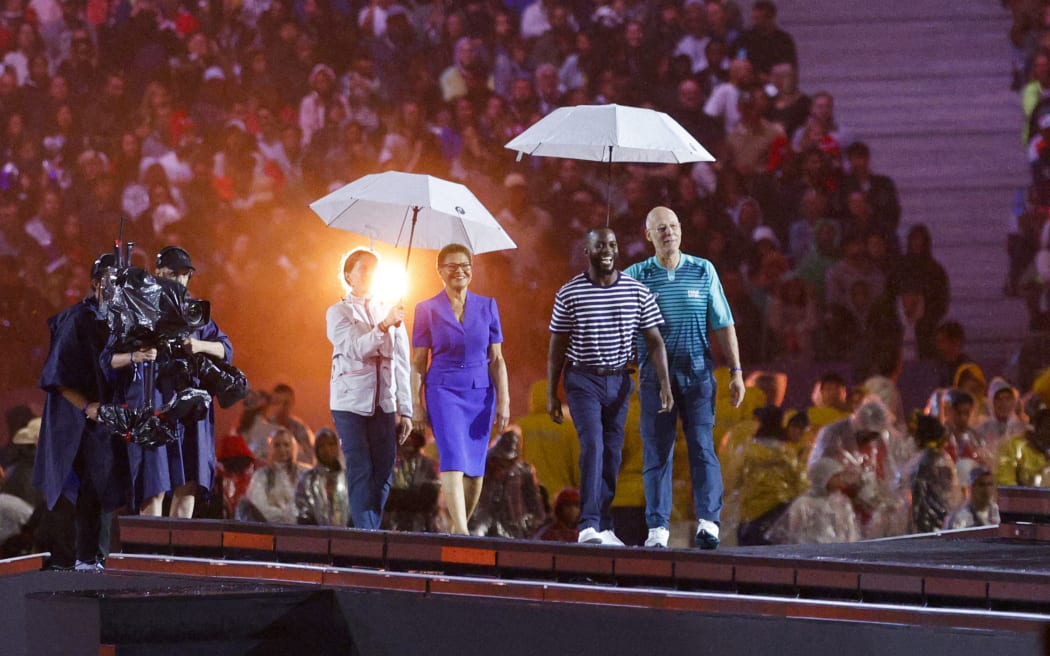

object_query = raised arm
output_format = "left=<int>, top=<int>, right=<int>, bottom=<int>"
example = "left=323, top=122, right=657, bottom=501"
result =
left=326, top=302, right=398, bottom=361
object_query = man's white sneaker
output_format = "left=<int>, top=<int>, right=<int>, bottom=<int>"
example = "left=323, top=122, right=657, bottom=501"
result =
left=598, top=529, right=625, bottom=546
left=578, top=527, right=603, bottom=544
left=695, top=519, right=720, bottom=550
left=644, top=526, right=670, bottom=548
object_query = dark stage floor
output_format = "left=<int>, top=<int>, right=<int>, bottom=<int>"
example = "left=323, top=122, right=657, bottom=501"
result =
left=6, top=486, right=1050, bottom=656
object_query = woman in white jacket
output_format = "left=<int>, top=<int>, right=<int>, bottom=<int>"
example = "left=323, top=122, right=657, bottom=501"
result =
left=241, top=428, right=306, bottom=524
left=326, top=248, right=413, bottom=529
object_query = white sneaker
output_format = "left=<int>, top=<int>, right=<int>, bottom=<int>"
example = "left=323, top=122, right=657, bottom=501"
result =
left=598, top=529, right=625, bottom=546
left=578, top=527, right=603, bottom=544
left=644, top=526, right=670, bottom=548
left=696, top=519, right=720, bottom=550
left=74, top=560, right=98, bottom=572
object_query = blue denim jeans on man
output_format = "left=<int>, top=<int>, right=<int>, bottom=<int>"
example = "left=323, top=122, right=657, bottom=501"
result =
left=639, top=369, right=721, bottom=529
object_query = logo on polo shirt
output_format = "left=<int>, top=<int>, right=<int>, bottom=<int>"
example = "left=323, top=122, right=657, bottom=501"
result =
left=688, top=289, right=701, bottom=298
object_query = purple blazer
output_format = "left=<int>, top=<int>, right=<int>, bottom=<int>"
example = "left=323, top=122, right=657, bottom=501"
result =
left=412, top=291, right=502, bottom=390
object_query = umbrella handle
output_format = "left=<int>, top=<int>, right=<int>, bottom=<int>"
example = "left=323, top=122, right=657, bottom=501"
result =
left=606, top=145, right=613, bottom=227
left=394, top=206, right=421, bottom=329
left=403, top=206, right=420, bottom=271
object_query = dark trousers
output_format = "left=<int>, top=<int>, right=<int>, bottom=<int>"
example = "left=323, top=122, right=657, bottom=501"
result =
left=564, top=369, right=632, bottom=532
left=73, top=445, right=112, bottom=564
left=332, top=409, right=396, bottom=530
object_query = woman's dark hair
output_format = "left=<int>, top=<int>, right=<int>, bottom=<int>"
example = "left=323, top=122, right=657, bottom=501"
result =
left=437, top=243, right=472, bottom=266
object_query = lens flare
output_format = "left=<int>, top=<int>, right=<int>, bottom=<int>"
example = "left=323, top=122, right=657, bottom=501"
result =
left=370, top=261, right=408, bottom=302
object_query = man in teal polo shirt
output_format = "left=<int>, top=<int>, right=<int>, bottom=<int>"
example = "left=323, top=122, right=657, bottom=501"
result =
left=624, top=206, right=745, bottom=549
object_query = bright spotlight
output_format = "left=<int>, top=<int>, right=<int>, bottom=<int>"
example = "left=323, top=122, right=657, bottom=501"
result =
left=370, top=261, right=408, bottom=302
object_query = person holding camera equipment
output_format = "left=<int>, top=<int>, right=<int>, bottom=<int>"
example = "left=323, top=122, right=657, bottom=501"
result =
left=34, top=253, right=130, bottom=570
left=327, top=247, right=412, bottom=530
left=102, top=246, right=237, bottom=517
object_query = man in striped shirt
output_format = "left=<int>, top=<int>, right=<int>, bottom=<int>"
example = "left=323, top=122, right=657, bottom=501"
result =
left=625, top=206, right=745, bottom=550
left=547, top=227, right=674, bottom=546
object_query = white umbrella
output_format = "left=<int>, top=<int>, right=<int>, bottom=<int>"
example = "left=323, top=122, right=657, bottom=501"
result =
left=309, top=171, right=516, bottom=266
left=504, top=103, right=716, bottom=223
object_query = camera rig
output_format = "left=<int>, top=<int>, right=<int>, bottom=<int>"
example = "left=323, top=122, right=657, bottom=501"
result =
left=95, top=226, right=248, bottom=447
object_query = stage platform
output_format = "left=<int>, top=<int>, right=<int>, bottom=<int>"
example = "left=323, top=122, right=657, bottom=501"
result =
left=4, top=487, right=1050, bottom=655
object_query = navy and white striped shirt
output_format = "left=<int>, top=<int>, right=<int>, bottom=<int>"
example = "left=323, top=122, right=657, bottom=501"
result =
left=549, top=271, right=664, bottom=368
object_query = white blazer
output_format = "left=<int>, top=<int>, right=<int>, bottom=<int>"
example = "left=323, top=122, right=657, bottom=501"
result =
left=326, top=294, right=412, bottom=417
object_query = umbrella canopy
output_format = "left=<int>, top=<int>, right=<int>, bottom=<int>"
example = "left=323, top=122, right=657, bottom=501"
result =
left=504, top=103, right=716, bottom=164
left=309, top=171, right=516, bottom=256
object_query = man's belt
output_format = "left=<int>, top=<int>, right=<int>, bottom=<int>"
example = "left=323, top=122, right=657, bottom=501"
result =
left=568, top=362, right=633, bottom=376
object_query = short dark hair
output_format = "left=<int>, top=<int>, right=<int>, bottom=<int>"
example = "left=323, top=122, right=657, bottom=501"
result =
left=273, top=383, right=294, bottom=398
left=437, top=243, right=473, bottom=266
left=342, top=247, right=378, bottom=278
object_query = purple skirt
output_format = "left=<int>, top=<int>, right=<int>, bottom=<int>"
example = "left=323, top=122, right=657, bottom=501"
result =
left=426, top=384, right=495, bottom=477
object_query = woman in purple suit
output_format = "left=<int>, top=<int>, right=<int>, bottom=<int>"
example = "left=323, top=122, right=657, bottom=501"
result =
left=411, top=244, right=510, bottom=535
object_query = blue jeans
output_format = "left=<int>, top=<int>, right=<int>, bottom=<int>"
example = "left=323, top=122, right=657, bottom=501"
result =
left=639, top=370, right=721, bottom=529
left=332, top=409, right=396, bottom=530
left=564, top=369, right=633, bottom=531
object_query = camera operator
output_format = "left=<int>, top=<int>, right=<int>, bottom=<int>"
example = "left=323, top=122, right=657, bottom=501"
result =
left=33, top=253, right=130, bottom=570
left=103, top=246, right=233, bottom=518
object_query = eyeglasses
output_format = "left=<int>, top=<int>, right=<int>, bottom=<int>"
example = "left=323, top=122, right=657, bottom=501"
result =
left=440, top=263, right=472, bottom=273
left=649, top=223, right=681, bottom=234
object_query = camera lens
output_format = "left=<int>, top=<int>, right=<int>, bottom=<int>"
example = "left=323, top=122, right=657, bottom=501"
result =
left=183, top=299, right=210, bottom=328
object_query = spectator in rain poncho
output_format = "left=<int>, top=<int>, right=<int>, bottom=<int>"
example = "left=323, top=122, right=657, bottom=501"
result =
left=736, top=407, right=808, bottom=546
left=212, top=434, right=257, bottom=520
left=860, top=375, right=912, bottom=470
left=857, top=377, right=912, bottom=537
left=975, top=377, right=1026, bottom=461
left=237, top=428, right=306, bottom=524
left=945, top=467, right=999, bottom=530
left=997, top=405, right=1050, bottom=488
left=808, top=395, right=892, bottom=469
left=295, top=428, right=350, bottom=527
left=909, top=413, right=961, bottom=534
left=934, top=388, right=987, bottom=486
left=717, top=373, right=781, bottom=546
left=469, top=428, right=546, bottom=539
left=534, top=487, right=581, bottom=543
left=383, top=429, right=441, bottom=533
left=807, top=396, right=904, bottom=538
left=804, top=371, right=852, bottom=434
left=773, top=456, right=860, bottom=544
left=953, top=363, right=989, bottom=427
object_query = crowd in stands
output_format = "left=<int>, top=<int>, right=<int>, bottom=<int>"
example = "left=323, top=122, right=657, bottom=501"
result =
left=0, top=0, right=1044, bottom=549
